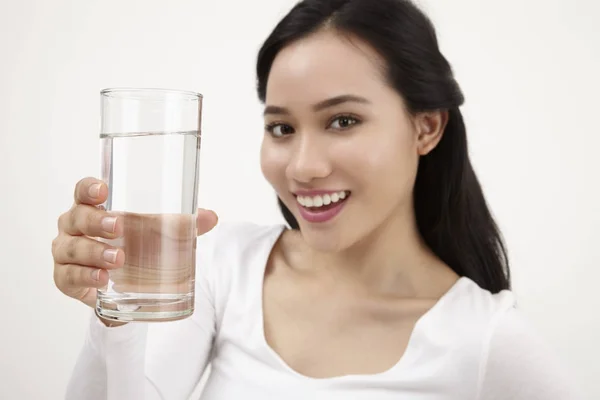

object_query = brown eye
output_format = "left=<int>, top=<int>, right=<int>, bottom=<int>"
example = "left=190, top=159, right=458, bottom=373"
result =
left=266, top=123, right=295, bottom=137
left=330, top=115, right=359, bottom=130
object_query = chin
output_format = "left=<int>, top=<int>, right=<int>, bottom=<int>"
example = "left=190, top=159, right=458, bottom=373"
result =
left=294, top=215, right=357, bottom=253
left=286, top=195, right=356, bottom=252
left=301, top=230, right=347, bottom=253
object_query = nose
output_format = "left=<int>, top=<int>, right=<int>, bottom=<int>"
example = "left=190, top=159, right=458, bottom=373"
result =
left=286, top=134, right=332, bottom=184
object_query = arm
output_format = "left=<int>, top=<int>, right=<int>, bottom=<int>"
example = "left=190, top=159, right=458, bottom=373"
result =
left=65, top=302, right=215, bottom=400
left=478, top=307, right=584, bottom=400
left=65, top=228, right=219, bottom=400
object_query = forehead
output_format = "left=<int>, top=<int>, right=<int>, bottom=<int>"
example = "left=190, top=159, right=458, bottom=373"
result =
left=265, top=30, right=388, bottom=104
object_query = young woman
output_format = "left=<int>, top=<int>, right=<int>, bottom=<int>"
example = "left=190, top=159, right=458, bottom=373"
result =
left=53, top=0, right=580, bottom=398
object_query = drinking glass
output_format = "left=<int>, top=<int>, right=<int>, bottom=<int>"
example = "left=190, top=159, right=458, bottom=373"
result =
left=96, top=88, right=202, bottom=322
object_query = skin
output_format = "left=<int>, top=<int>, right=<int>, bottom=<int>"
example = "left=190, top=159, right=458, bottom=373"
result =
left=51, top=28, right=458, bottom=377
left=260, top=29, right=459, bottom=378
left=51, top=179, right=218, bottom=327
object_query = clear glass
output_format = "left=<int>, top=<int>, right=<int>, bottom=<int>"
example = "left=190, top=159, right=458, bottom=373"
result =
left=96, top=88, right=202, bottom=323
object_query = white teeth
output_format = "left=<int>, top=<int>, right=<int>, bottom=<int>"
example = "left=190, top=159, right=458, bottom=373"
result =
left=313, top=196, right=323, bottom=207
left=297, top=191, right=349, bottom=209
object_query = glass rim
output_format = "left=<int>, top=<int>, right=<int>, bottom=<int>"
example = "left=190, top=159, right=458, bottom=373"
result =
left=100, top=87, right=203, bottom=100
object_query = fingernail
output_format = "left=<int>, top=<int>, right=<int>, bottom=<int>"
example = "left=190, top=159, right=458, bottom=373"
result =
left=91, top=269, right=100, bottom=281
left=88, top=183, right=102, bottom=198
left=101, top=217, right=117, bottom=233
left=103, top=249, right=118, bottom=264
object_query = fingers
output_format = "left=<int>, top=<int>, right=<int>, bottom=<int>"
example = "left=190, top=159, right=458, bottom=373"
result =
left=54, top=263, right=109, bottom=295
left=52, top=234, right=124, bottom=269
left=74, top=177, right=108, bottom=206
left=119, top=210, right=218, bottom=239
left=197, top=208, right=218, bottom=236
left=58, top=204, right=123, bottom=238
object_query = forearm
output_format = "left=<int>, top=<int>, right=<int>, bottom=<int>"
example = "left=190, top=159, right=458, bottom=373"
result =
left=66, top=306, right=214, bottom=400
left=65, top=314, right=161, bottom=400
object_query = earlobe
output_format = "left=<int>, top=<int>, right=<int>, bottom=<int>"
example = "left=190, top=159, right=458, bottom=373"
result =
left=416, top=110, right=448, bottom=156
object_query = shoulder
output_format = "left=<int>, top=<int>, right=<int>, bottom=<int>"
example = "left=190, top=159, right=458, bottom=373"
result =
left=453, top=281, right=585, bottom=400
left=197, top=219, right=286, bottom=262
left=436, top=280, right=581, bottom=398
left=436, top=277, right=517, bottom=333
left=196, top=219, right=286, bottom=295
left=477, top=306, right=583, bottom=399
left=423, top=278, right=516, bottom=368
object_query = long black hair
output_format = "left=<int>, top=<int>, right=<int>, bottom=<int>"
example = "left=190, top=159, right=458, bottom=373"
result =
left=256, top=0, right=510, bottom=293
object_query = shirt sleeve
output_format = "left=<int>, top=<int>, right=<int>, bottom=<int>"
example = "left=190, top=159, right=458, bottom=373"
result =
left=65, top=226, right=220, bottom=400
left=478, top=307, right=585, bottom=400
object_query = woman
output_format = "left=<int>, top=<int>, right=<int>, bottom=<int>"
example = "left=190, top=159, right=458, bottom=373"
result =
left=53, top=0, right=580, bottom=398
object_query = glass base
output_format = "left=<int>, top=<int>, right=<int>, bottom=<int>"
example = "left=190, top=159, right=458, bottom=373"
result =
left=96, top=292, right=194, bottom=322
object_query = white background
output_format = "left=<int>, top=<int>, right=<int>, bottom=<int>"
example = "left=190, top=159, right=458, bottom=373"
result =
left=1, top=0, right=598, bottom=398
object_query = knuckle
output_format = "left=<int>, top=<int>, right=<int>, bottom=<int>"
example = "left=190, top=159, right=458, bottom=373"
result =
left=51, top=236, right=61, bottom=257
left=64, top=267, right=77, bottom=288
left=84, top=238, right=99, bottom=261
left=65, top=236, right=79, bottom=260
left=69, top=206, right=80, bottom=231
left=85, top=208, right=99, bottom=232
left=54, top=266, right=69, bottom=293
left=57, top=212, right=68, bottom=231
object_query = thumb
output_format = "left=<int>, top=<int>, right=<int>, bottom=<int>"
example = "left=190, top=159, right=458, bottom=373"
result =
left=196, top=208, right=218, bottom=236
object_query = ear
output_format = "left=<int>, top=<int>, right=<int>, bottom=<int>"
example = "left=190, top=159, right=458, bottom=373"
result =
left=415, top=110, right=448, bottom=156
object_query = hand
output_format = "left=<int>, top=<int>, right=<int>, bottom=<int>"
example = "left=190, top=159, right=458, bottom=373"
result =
left=51, top=177, right=218, bottom=311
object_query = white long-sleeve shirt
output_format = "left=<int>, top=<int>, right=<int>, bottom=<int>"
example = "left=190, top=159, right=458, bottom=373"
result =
left=65, top=221, right=583, bottom=400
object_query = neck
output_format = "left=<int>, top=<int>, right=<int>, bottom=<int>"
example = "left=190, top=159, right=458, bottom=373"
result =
left=301, top=204, right=453, bottom=297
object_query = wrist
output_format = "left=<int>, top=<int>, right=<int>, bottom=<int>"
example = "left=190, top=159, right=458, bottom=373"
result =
left=95, top=309, right=128, bottom=328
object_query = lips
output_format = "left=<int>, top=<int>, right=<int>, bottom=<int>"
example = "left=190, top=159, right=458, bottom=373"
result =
left=294, top=191, right=351, bottom=223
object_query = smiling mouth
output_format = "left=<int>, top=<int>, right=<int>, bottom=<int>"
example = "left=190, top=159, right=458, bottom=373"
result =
left=295, top=191, right=351, bottom=211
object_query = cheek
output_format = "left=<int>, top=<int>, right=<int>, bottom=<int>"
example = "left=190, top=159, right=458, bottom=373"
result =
left=341, top=126, right=418, bottom=196
left=260, top=140, right=288, bottom=188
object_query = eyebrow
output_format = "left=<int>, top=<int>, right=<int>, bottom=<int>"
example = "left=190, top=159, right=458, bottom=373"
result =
left=263, top=94, right=371, bottom=116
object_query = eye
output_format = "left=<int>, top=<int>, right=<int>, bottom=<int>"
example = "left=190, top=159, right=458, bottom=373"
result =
left=329, top=115, right=360, bottom=130
left=265, top=123, right=295, bottom=138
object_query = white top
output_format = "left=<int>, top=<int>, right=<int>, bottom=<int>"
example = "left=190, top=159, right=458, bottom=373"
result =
left=65, top=221, right=583, bottom=400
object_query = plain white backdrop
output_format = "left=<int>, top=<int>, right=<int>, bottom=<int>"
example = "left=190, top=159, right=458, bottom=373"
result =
left=1, top=0, right=598, bottom=398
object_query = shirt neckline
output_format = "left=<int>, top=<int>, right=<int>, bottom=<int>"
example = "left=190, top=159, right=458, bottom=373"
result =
left=254, top=224, right=468, bottom=384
